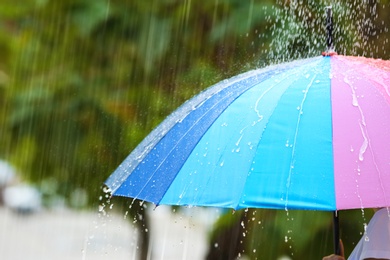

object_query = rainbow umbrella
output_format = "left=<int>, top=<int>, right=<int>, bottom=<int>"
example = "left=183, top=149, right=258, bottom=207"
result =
left=106, top=54, right=390, bottom=211
left=105, top=54, right=390, bottom=254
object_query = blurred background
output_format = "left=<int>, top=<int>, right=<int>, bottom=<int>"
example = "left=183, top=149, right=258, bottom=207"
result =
left=0, top=0, right=389, bottom=259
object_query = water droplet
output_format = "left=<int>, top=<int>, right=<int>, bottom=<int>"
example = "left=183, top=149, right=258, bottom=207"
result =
left=102, top=186, right=111, bottom=193
left=352, top=93, right=359, bottom=107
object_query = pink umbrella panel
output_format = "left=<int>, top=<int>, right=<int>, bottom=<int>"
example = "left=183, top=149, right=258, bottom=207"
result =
left=331, top=56, right=390, bottom=210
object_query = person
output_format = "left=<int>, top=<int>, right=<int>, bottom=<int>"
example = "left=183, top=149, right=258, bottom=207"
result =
left=323, top=208, right=390, bottom=260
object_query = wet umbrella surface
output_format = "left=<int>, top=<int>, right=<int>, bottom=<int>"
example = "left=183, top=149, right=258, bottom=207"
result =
left=106, top=55, right=390, bottom=212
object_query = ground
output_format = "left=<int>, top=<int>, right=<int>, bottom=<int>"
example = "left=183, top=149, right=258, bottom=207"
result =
left=0, top=205, right=216, bottom=260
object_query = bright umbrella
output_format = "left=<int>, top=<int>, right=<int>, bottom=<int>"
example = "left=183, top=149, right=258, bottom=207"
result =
left=105, top=54, right=390, bottom=254
left=106, top=54, right=390, bottom=210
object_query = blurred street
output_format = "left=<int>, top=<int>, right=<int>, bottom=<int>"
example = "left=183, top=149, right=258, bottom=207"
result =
left=0, top=206, right=214, bottom=260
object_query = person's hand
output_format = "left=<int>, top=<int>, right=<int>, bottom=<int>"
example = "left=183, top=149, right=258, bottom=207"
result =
left=322, top=239, right=345, bottom=260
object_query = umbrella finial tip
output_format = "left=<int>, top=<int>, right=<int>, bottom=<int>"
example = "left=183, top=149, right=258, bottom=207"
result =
left=322, top=50, right=337, bottom=56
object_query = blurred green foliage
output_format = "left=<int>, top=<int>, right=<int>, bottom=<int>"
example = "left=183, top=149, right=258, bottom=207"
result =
left=0, top=0, right=389, bottom=259
left=206, top=208, right=375, bottom=259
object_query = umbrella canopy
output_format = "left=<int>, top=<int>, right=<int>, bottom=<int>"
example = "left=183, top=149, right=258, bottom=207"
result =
left=105, top=55, right=390, bottom=212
